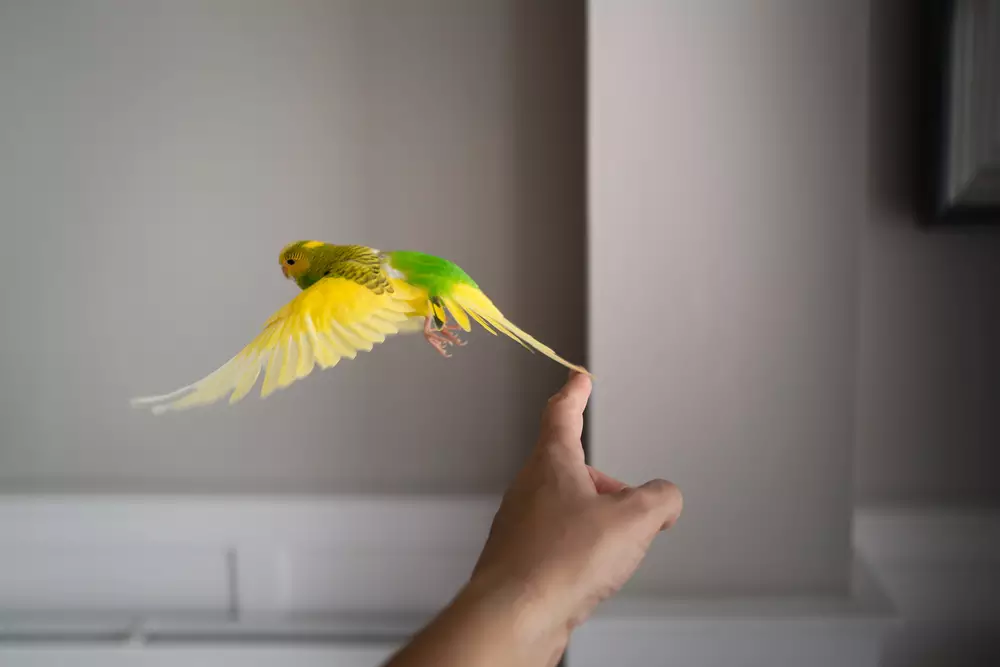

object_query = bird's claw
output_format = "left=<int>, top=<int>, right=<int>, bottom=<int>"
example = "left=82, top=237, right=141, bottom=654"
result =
left=439, top=324, right=467, bottom=347
left=424, top=331, right=453, bottom=358
left=423, top=316, right=467, bottom=358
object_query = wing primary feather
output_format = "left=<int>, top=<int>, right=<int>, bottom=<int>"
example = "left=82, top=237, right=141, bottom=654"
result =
left=132, top=274, right=420, bottom=413
left=229, top=353, right=264, bottom=404
left=367, top=316, right=401, bottom=335
left=129, top=353, right=241, bottom=407
left=260, top=336, right=287, bottom=398
left=278, top=333, right=300, bottom=388
left=319, top=331, right=344, bottom=367
left=295, top=332, right=315, bottom=378
left=305, top=314, right=339, bottom=368
left=133, top=354, right=245, bottom=413
left=328, top=321, right=369, bottom=354
left=352, top=322, right=386, bottom=344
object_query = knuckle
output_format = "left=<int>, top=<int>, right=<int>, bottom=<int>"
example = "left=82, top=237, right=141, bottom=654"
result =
left=635, top=489, right=659, bottom=511
left=646, top=478, right=673, bottom=494
left=660, top=479, right=682, bottom=500
left=660, top=482, right=683, bottom=526
left=637, top=479, right=682, bottom=509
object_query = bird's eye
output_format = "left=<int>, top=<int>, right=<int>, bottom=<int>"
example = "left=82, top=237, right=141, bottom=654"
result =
left=286, top=259, right=296, bottom=266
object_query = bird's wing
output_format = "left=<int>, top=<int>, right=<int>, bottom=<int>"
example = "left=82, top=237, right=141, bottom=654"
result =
left=130, top=275, right=422, bottom=414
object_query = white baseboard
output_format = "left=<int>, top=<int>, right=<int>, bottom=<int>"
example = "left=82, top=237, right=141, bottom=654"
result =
left=568, top=507, right=1000, bottom=667
left=0, top=645, right=399, bottom=667
left=3, top=497, right=996, bottom=666
left=565, top=554, right=898, bottom=667
left=0, top=495, right=497, bottom=617
left=853, top=507, right=1000, bottom=568
left=853, top=506, right=1000, bottom=625
left=852, top=507, right=1000, bottom=667
left=0, top=494, right=483, bottom=666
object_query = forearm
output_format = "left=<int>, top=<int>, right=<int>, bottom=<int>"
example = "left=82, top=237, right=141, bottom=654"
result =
left=382, top=579, right=568, bottom=667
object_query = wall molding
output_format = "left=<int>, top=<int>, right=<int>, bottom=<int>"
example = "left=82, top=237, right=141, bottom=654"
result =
left=0, top=645, right=399, bottom=667
left=853, top=506, right=1000, bottom=567
left=7, top=498, right=995, bottom=665
left=851, top=506, right=1000, bottom=667
left=0, top=495, right=498, bottom=621
left=0, top=494, right=493, bottom=665
left=565, top=553, right=897, bottom=667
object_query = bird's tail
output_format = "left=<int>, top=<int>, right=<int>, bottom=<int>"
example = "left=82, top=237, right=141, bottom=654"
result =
left=441, top=283, right=591, bottom=376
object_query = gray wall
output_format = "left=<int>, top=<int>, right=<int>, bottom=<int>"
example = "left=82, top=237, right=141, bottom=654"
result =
left=860, top=5, right=1000, bottom=664
left=0, top=0, right=585, bottom=493
left=855, top=0, right=1000, bottom=509
left=587, top=0, right=868, bottom=595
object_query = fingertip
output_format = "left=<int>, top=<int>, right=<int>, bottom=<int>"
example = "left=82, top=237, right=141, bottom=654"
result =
left=566, top=370, right=592, bottom=397
left=549, top=370, right=591, bottom=407
left=539, top=372, right=592, bottom=447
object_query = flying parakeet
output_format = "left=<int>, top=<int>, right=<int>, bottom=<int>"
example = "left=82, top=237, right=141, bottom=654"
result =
left=130, top=241, right=590, bottom=414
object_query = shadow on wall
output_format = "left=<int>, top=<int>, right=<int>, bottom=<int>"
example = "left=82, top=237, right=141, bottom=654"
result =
left=862, top=1, right=1000, bottom=666
left=509, top=0, right=588, bottom=453
left=857, top=0, right=1000, bottom=507
left=348, top=0, right=588, bottom=494
left=348, top=0, right=588, bottom=492
left=884, top=627, right=1000, bottom=667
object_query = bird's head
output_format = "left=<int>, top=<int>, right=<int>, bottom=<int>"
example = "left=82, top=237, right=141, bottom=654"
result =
left=278, top=240, right=326, bottom=288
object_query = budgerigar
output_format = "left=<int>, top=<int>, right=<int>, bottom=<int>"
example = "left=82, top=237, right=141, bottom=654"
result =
left=130, top=241, right=590, bottom=414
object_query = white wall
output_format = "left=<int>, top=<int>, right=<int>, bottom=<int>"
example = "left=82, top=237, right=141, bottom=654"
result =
left=587, top=0, right=869, bottom=596
left=0, top=0, right=585, bottom=494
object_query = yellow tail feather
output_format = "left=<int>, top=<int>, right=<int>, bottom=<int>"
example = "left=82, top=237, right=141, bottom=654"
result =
left=446, top=284, right=591, bottom=376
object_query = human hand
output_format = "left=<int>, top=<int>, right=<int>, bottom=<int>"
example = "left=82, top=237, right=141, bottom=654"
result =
left=465, top=371, right=683, bottom=651
left=382, top=371, right=682, bottom=667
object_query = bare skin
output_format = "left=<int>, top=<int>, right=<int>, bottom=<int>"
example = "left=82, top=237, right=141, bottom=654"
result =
left=382, top=371, right=683, bottom=667
left=423, top=316, right=467, bottom=358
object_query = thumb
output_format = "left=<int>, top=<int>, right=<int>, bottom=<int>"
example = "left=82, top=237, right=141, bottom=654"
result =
left=538, top=371, right=592, bottom=449
left=619, top=478, right=683, bottom=533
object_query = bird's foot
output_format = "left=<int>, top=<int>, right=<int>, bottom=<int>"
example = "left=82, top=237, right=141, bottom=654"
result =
left=424, top=317, right=455, bottom=358
left=439, top=323, right=467, bottom=347
left=424, top=331, right=453, bottom=358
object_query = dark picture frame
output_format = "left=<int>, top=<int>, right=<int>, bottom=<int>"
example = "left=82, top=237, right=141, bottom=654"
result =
left=919, top=0, right=1000, bottom=226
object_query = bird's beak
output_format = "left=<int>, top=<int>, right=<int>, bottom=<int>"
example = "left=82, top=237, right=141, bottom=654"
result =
left=281, top=265, right=290, bottom=279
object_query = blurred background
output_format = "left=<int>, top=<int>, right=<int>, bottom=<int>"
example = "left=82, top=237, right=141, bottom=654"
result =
left=0, top=1, right=998, bottom=666
left=0, top=0, right=585, bottom=494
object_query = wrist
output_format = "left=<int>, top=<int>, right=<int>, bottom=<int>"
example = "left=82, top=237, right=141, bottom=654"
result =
left=456, top=571, right=570, bottom=664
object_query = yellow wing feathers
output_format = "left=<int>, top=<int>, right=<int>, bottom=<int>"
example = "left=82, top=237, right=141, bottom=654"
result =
left=130, top=276, right=421, bottom=414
